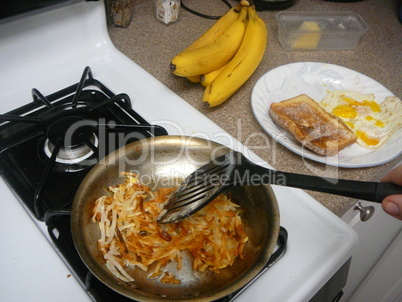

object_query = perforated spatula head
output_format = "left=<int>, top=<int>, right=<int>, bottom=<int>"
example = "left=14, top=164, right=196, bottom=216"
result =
left=157, top=152, right=235, bottom=224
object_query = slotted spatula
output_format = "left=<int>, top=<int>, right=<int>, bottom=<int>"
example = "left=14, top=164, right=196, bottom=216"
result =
left=157, top=151, right=402, bottom=223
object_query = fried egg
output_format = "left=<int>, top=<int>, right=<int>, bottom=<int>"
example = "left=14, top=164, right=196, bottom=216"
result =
left=320, top=90, right=402, bottom=149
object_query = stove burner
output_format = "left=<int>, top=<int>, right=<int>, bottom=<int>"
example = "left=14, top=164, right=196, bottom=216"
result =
left=44, top=134, right=98, bottom=164
left=45, top=116, right=98, bottom=164
left=0, top=66, right=168, bottom=220
left=47, top=116, right=94, bottom=148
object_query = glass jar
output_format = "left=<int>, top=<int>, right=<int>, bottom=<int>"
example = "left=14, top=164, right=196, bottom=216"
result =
left=155, top=0, right=180, bottom=25
left=105, top=0, right=132, bottom=28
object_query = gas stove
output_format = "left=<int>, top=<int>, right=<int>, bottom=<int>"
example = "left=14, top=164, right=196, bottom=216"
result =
left=0, top=1, right=357, bottom=301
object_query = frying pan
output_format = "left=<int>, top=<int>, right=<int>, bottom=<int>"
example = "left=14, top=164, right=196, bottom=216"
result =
left=71, top=135, right=280, bottom=301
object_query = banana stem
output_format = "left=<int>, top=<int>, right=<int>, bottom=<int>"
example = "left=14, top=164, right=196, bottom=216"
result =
left=240, top=0, right=254, bottom=7
left=247, top=5, right=256, bottom=19
left=234, top=2, right=242, bottom=12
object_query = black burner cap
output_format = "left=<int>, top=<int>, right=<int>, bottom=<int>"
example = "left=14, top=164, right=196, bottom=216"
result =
left=47, top=116, right=94, bottom=149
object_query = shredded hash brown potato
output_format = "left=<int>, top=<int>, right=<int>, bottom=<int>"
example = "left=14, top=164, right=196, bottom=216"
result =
left=92, top=172, right=249, bottom=283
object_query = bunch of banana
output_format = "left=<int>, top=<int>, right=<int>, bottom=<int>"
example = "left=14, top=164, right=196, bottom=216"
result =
left=171, top=6, right=247, bottom=77
left=170, top=4, right=268, bottom=107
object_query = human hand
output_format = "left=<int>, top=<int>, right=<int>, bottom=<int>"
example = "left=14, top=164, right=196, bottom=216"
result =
left=381, top=164, right=402, bottom=220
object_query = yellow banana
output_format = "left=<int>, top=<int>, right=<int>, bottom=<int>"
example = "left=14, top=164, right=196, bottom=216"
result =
left=200, top=64, right=227, bottom=87
left=203, top=7, right=268, bottom=107
left=171, top=7, right=247, bottom=77
left=183, top=4, right=241, bottom=83
left=184, top=4, right=242, bottom=52
left=186, top=75, right=201, bottom=83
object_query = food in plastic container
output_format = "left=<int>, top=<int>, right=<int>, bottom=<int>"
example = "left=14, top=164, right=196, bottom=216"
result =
left=276, top=11, right=368, bottom=50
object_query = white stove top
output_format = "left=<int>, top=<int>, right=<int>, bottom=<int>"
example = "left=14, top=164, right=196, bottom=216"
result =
left=0, top=1, right=357, bottom=301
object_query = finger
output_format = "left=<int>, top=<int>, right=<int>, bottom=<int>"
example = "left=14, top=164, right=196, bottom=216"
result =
left=381, top=195, right=402, bottom=220
left=381, top=165, right=402, bottom=185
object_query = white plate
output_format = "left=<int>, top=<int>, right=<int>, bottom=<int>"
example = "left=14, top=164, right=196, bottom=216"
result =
left=251, top=62, right=401, bottom=168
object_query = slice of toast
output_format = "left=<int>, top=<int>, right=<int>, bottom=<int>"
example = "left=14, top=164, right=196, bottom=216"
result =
left=269, top=94, right=357, bottom=156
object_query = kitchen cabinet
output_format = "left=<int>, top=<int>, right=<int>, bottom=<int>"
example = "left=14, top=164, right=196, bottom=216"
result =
left=351, top=230, right=402, bottom=302
left=340, top=164, right=402, bottom=302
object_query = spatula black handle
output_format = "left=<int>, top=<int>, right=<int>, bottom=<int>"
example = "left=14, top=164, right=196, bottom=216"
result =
left=272, top=171, right=402, bottom=203
left=233, top=161, right=402, bottom=203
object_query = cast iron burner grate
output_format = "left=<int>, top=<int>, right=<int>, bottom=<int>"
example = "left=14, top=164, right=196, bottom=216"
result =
left=0, top=66, right=167, bottom=221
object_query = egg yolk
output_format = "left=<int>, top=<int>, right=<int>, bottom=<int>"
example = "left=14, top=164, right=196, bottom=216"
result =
left=340, top=96, right=381, bottom=113
left=356, top=130, right=380, bottom=146
left=332, top=105, right=358, bottom=119
left=341, top=96, right=361, bottom=106
left=365, top=116, right=385, bottom=128
left=376, top=120, right=385, bottom=127
left=363, top=100, right=381, bottom=112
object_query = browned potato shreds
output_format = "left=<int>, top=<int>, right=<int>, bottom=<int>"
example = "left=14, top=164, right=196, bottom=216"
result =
left=92, top=172, right=249, bottom=283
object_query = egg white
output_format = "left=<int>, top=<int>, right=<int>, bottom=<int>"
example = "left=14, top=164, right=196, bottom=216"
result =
left=320, top=91, right=402, bottom=149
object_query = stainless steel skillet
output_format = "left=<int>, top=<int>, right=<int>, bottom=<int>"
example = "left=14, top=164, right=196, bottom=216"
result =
left=71, top=136, right=280, bottom=301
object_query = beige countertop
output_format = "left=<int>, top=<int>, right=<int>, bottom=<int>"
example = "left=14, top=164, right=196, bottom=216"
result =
left=108, top=0, right=402, bottom=217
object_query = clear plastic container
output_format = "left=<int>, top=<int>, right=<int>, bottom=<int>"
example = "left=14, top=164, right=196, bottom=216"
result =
left=276, top=11, right=369, bottom=51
